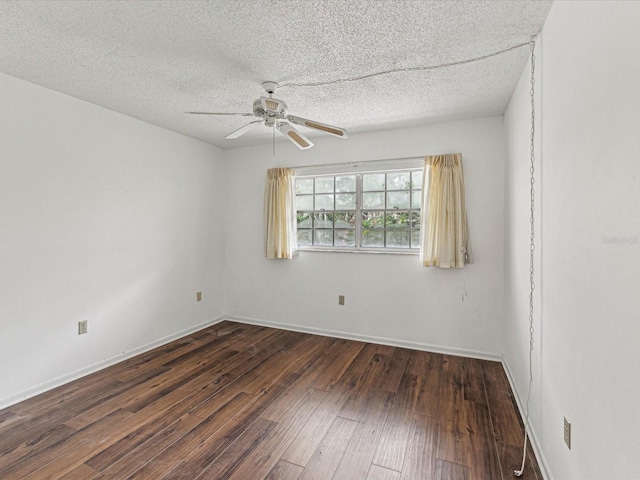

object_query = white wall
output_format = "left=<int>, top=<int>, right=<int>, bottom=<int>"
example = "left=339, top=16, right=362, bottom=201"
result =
left=224, top=117, right=505, bottom=358
left=504, top=2, right=640, bottom=479
left=0, top=72, right=227, bottom=406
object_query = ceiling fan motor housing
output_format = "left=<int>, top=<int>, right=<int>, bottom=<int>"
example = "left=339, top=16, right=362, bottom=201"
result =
left=254, top=97, right=287, bottom=116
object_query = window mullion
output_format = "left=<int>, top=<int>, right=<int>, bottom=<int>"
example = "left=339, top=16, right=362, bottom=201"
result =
left=355, top=173, right=363, bottom=250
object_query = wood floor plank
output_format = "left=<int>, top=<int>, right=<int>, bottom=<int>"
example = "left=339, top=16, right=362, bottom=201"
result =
left=225, top=389, right=329, bottom=480
left=126, top=386, right=280, bottom=479
left=0, top=423, right=77, bottom=469
left=309, top=338, right=366, bottom=391
left=495, top=441, right=541, bottom=480
left=338, top=352, right=392, bottom=422
left=58, top=462, right=98, bottom=479
left=437, top=417, right=468, bottom=467
left=298, top=416, right=358, bottom=480
left=367, top=464, right=401, bottom=480
left=130, top=372, right=300, bottom=479
left=279, top=389, right=348, bottom=466
left=406, top=349, right=443, bottom=418
left=436, top=356, right=468, bottom=466
left=439, top=355, right=465, bottom=421
left=189, top=418, right=278, bottom=480
left=265, top=460, right=304, bottom=480
left=115, top=324, right=245, bottom=382
left=91, top=413, right=204, bottom=479
left=0, top=323, right=542, bottom=480
left=372, top=373, right=419, bottom=471
left=0, top=409, right=133, bottom=479
left=464, top=400, right=502, bottom=480
left=0, top=409, right=22, bottom=428
left=481, top=360, right=525, bottom=447
left=332, top=390, right=395, bottom=480
left=435, top=459, right=470, bottom=480
left=0, top=408, right=76, bottom=454
left=462, top=357, right=487, bottom=404
left=399, top=414, right=438, bottom=480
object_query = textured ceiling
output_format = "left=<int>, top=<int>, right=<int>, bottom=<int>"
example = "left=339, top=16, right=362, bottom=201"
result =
left=0, top=0, right=552, bottom=149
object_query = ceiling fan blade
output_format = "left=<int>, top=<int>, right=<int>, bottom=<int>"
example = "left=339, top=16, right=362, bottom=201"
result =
left=185, top=112, right=254, bottom=116
left=225, top=120, right=264, bottom=139
left=277, top=122, right=314, bottom=150
left=287, top=115, right=348, bottom=138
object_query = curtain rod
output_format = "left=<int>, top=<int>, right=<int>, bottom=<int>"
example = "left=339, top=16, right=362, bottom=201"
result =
left=291, top=155, right=425, bottom=171
left=290, top=153, right=462, bottom=172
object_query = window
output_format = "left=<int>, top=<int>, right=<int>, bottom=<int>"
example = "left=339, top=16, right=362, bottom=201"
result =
left=295, top=167, right=422, bottom=253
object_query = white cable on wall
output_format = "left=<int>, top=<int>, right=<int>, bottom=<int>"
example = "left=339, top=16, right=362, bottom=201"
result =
left=514, top=37, right=537, bottom=478
left=280, top=42, right=531, bottom=88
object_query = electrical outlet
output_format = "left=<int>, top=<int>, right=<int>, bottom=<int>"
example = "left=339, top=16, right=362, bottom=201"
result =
left=564, top=417, right=571, bottom=449
left=196, top=291, right=202, bottom=302
left=338, top=295, right=345, bottom=305
left=78, top=320, right=88, bottom=335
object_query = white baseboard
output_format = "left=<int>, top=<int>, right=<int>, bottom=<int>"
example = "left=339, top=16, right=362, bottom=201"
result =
left=0, top=316, right=227, bottom=410
left=226, top=315, right=501, bottom=361
left=501, top=358, right=552, bottom=480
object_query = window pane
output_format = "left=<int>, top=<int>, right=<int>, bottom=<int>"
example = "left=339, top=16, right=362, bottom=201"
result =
left=362, top=229, right=384, bottom=247
left=314, top=229, right=333, bottom=246
left=411, top=211, right=421, bottom=226
left=363, top=192, right=384, bottom=209
left=335, top=193, right=356, bottom=210
left=336, top=175, right=356, bottom=192
left=362, top=211, right=385, bottom=229
left=411, top=190, right=422, bottom=209
left=296, top=178, right=313, bottom=194
left=386, top=211, right=410, bottom=228
left=387, top=171, right=411, bottom=190
left=412, top=171, right=423, bottom=189
left=335, top=229, right=355, bottom=246
left=387, top=230, right=410, bottom=248
left=315, top=194, right=334, bottom=210
left=334, top=212, right=356, bottom=228
left=313, top=212, right=333, bottom=228
left=296, top=195, right=313, bottom=211
left=411, top=229, right=421, bottom=248
left=363, top=173, right=385, bottom=191
left=387, top=191, right=410, bottom=209
left=297, top=229, right=312, bottom=246
left=297, top=212, right=312, bottom=228
left=315, top=177, right=334, bottom=193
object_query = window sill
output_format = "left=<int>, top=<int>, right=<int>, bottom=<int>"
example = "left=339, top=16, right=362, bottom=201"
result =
left=296, top=247, right=419, bottom=255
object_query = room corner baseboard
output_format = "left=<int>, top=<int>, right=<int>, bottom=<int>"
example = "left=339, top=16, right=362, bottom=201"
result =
left=0, top=315, right=227, bottom=410
left=501, top=358, right=552, bottom=480
left=225, top=315, right=501, bottom=362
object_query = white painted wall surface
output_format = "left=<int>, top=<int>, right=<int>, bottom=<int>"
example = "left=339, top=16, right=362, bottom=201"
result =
left=0, top=73, right=227, bottom=405
left=225, top=117, right=505, bottom=358
left=504, top=2, right=640, bottom=479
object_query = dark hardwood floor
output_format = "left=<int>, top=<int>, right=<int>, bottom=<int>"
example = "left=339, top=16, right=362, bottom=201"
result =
left=0, top=321, right=542, bottom=479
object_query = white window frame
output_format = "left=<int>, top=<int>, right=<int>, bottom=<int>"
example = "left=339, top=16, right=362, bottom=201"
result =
left=294, top=158, right=424, bottom=254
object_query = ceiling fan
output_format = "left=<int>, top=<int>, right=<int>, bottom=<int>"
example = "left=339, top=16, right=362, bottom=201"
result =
left=187, top=81, right=348, bottom=150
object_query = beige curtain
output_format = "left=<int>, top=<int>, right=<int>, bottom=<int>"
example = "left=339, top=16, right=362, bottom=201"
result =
left=264, top=168, right=297, bottom=259
left=420, top=153, right=472, bottom=268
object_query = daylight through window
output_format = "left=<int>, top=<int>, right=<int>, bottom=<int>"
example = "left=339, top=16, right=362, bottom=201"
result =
left=295, top=168, right=422, bottom=252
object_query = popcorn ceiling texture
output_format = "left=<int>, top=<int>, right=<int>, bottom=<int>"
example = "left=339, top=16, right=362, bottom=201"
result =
left=0, top=0, right=552, bottom=149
